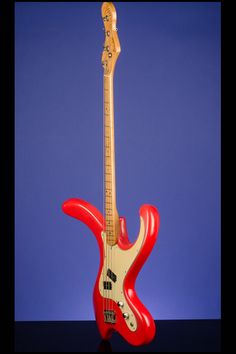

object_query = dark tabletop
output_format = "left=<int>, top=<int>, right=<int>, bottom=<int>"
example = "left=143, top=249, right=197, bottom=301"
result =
left=15, top=319, right=221, bottom=352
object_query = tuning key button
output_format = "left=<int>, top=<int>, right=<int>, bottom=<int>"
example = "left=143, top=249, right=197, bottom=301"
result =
left=108, top=53, right=112, bottom=58
left=106, top=31, right=110, bottom=36
left=123, top=313, right=129, bottom=319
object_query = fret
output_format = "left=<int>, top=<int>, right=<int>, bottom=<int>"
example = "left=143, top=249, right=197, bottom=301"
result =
left=105, top=127, right=111, bottom=135
left=105, top=211, right=113, bottom=215
left=106, top=215, right=113, bottom=222
left=106, top=230, right=113, bottom=234
left=106, top=240, right=116, bottom=244
left=104, top=120, right=111, bottom=127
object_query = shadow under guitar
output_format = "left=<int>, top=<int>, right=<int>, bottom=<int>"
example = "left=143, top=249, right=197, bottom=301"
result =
left=98, top=340, right=113, bottom=352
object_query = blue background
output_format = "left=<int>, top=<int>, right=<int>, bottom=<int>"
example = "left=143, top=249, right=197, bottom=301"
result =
left=15, top=2, right=221, bottom=321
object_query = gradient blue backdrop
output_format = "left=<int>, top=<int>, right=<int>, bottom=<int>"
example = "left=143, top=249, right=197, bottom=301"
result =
left=15, top=2, right=221, bottom=321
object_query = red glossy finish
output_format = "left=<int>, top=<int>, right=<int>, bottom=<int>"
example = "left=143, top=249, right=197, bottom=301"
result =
left=62, top=198, right=160, bottom=346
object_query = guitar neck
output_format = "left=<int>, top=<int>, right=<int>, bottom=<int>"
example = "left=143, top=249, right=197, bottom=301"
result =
left=104, top=73, right=120, bottom=245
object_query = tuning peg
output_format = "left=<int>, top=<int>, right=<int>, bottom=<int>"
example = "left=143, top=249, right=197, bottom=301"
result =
left=103, top=15, right=109, bottom=21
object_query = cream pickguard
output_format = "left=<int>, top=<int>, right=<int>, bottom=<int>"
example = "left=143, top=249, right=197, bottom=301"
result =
left=98, top=216, right=145, bottom=331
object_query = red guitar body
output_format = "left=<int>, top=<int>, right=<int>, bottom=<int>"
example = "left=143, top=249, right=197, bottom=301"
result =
left=62, top=198, right=160, bottom=346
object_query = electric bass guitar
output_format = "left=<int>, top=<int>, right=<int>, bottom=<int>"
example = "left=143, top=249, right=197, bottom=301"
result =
left=62, top=2, right=160, bottom=346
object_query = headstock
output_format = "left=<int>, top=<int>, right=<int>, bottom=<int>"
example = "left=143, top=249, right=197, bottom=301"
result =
left=101, top=2, right=121, bottom=76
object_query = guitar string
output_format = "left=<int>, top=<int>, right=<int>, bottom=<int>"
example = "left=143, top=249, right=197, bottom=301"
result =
left=108, top=76, right=113, bottom=317
left=105, top=75, right=109, bottom=313
left=103, top=72, right=105, bottom=317
left=105, top=74, right=109, bottom=314
left=104, top=74, right=108, bottom=316
left=111, top=74, right=114, bottom=316
left=107, top=74, right=111, bottom=313
left=106, top=76, right=109, bottom=314
left=109, top=75, right=113, bottom=314
left=110, top=76, right=115, bottom=316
